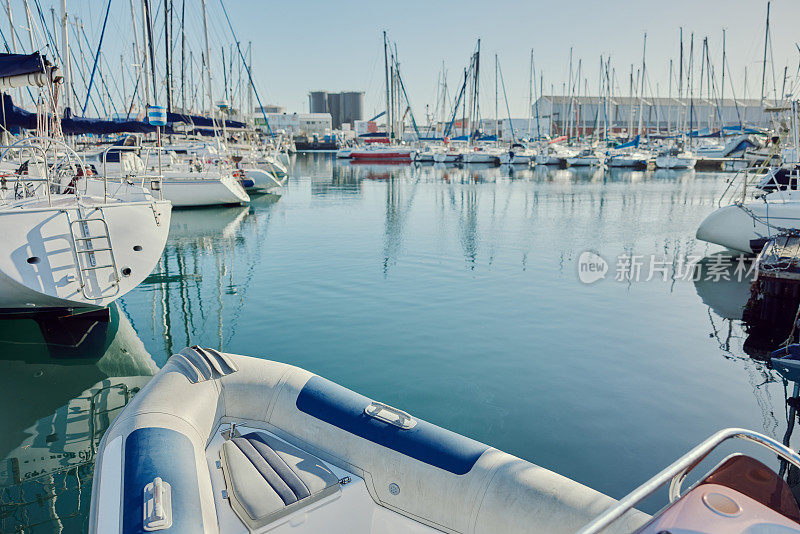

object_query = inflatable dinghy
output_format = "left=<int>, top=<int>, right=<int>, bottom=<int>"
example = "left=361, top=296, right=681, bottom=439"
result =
left=90, top=348, right=800, bottom=533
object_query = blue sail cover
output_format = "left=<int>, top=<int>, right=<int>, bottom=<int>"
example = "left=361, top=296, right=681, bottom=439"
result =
left=0, top=94, right=246, bottom=135
left=615, top=135, right=640, bottom=149
left=0, top=53, right=49, bottom=78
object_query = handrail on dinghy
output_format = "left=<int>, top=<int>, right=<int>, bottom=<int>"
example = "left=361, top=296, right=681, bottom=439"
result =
left=577, top=428, right=800, bottom=534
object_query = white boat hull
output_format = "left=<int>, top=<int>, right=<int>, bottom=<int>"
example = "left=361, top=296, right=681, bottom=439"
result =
left=655, top=156, right=697, bottom=169
left=499, top=153, right=532, bottom=165
left=696, top=200, right=800, bottom=253
left=241, top=168, right=284, bottom=193
left=567, top=156, right=604, bottom=167
left=0, top=197, right=171, bottom=310
left=462, top=152, right=499, bottom=164
left=154, top=174, right=249, bottom=207
left=607, top=156, right=649, bottom=168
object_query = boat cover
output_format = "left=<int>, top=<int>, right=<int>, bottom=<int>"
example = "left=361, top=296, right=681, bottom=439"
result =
left=0, top=53, right=49, bottom=78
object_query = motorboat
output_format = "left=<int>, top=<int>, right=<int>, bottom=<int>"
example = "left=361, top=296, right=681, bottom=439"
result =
left=89, top=346, right=800, bottom=534
left=655, top=147, right=697, bottom=169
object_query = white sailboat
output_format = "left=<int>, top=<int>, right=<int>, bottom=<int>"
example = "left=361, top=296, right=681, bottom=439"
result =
left=0, top=139, right=171, bottom=311
left=566, top=148, right=606, bottom=167
left=655, top=147, right=697, bottom=169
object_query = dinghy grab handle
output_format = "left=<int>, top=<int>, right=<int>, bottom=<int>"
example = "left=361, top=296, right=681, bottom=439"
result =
left=577, top=428, right=800, bottom=534
left=364, top=401, right=417, bottom=429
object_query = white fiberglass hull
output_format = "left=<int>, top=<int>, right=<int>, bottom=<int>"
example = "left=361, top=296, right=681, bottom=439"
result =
left=241, top=168, right=284, bottom=193
left=655, top=156, right=696, bottom=169
left=534, top=154, right=564, bottom=165
left=607, top=156, right=649, bottom=168
left=462, top=152, right=499, bottom=164
left=696, top=200, right=800, bottom=253
left=499, top=153, right=532, bottom=165
left=567, top=156, right=604, bottom=167
left=433, top=152, right=462, bottom=163
left=0, top=196, right=171, bottom=310
left=155, top=174, right=250, bottom=207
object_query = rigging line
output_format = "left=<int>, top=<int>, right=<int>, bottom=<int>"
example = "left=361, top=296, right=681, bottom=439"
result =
left=81, top=0, right=112, bottom=115
left=70, top=22, right=103, bottom=116
left=80, top=24, right=121, bottom=114
left=77, top=23, right=109, bottom=116
left=497, top=58, right=515, bottom=143
left=218, top=0, right=273, bottom=136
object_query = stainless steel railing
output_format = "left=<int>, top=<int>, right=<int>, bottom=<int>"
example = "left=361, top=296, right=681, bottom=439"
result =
left=577, top=428, right=800, bottom=534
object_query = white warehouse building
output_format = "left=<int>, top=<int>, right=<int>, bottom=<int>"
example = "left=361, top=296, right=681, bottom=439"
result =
left=532, top=95, right=776, bottom=136
left=254, top=112, right=332, bottom=136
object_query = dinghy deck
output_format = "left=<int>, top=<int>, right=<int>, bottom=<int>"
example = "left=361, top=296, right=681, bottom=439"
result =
left=205, top=422, right=439, bottom=533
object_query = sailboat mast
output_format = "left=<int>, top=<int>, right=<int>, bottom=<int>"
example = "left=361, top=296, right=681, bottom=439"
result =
left=637, top=33, right=646, bottom=136
left=60, top=0, right=71, bottom=111
left=383, top=31, right=391, bottom=140
left=527, top=49, right=533, bottom=141
left=495, top=54, right=498, bottom=139
left=760, top=1, right=769, bottom=102
left=164, top=0, right=172, bottom=112
left=200, top=0, right=214, bottom=117
left=721, top=28, right=726, bottom=104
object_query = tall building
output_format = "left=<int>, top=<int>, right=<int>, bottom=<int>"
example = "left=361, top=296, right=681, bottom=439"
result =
left=308, top=90, right=364, bottom=129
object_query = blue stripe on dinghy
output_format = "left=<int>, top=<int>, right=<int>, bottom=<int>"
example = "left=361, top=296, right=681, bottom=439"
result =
left=122, top=427, right=204, bottom=534
left=295, top=376, right=488, bottom=475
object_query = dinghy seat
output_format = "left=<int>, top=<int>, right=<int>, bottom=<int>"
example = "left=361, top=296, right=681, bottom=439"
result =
left=219, top=431, right=340, bottom=530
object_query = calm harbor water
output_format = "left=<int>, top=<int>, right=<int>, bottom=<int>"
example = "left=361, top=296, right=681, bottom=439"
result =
left=2, top=155, right=796, bottom=531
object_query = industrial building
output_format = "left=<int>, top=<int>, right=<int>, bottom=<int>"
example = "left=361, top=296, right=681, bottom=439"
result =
left=532, top=95, right=775, bottom=136
left=308, top=91, right=364, bottom=129
left=254, top=112, right=332, bottom=136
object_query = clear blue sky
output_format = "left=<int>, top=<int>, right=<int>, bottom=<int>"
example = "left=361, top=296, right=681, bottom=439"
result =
left=17, top=1, right=800, bottom=118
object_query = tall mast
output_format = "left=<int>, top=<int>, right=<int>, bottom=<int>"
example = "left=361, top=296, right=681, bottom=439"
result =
left=721, top=28, right=726, bottom=104
left=180, top=0, right=186, bottom=111
left=200, top=0, right=214, bottom=117
left=128, top=0, right=143, bottom=110
left=527, top=49, right=533, bottom=140
left=60, top=0, right=71, bottom=111
left=247, top=42, right=253, bottom=124
left=164, top=0, right=172, bottom=112
left=636, top=33, right=646, bottom=136
left=760, top=1, right=769, bottom=102
left=383, top=31, right=391, bottom=140
left=495, top=54, right=498, bottom=139
left=668, top=59, right=673, bottom=133
left=140, top=0, right=152, bottom=107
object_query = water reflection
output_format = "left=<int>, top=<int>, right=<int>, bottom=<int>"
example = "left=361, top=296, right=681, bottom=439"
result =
left=0, top=303, right=154, bottom=533
left=7, top=155, right=800, bottom=531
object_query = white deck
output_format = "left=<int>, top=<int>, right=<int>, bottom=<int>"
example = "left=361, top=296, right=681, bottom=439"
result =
left=205, top=423, right=440, bottom=534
